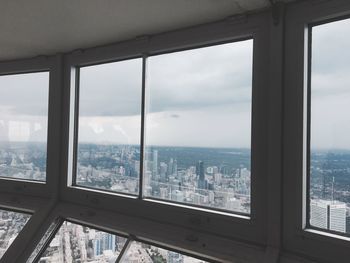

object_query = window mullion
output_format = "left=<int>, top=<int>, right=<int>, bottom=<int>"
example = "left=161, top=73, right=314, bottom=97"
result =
left=139, top=55, right=148, bottom=199
left=115, top=236, right=133, bottom=263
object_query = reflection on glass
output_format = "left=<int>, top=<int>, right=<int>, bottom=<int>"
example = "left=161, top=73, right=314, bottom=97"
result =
left=144, top=41, right=253, bottom=213
left=309, top=19, right=350, bottom=234
left=76, top=59, right=142, bottom=195
left=0, top=72, right=49, bottom=181
left=26, top=219, right=60, bottom=263
left=122, top=241, right=208, bottom=263
left=38, top=221, right=127, bottom=263
left=0, top=209, right=31, bottom=259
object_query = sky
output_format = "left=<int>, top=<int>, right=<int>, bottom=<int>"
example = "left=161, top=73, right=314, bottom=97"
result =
left=311, top=18, right=350, bottom=149
left=0, top=72, right=49, bottom=143
left=2, top=18, right=350, bottom=149
left=0, top=40, right=253, bottom=148
left=77, top=40, right=253, bottom=148
left=0, top=19, right=350, bottom=149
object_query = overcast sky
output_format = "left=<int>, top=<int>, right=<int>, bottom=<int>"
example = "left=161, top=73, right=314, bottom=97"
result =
left=2, top=18, right=350, bottom=150
left=78, top=40, right=253, bottom=148
left=311, top=18, right=350, bottom=150
left=0, top=72, right=48, bottom=143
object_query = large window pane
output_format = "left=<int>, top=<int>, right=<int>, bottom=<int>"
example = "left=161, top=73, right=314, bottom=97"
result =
left=309, top=18, right=350, bottom=234
left=0, top=209, right=31, bottom=259
left=144, top=40, right=253, bottom=214
left=75, top=59, right=142, bottom=195
left=38, top=221, right=127, bottom=262
left=0, top=72, right=49, bottom=181
left=122, top=241, right=208, bottom=263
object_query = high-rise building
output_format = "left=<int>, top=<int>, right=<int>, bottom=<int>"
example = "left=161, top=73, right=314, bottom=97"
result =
left=160, top=162, right=168, bottom=182
left=310, top=199, right=347, bottom=233
left=152, top=150, right=158, bottom=178
left=196, top=161, right=206, bottom=189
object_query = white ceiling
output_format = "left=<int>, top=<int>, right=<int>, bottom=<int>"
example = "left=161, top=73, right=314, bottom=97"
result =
left=0, top=0, right=287, bottom=61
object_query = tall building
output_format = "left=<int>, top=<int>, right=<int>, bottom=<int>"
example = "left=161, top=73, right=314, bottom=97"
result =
left=160, top=162, right=168, bottom=182
left=196, top=161, right=206, bottom=189
left=152, top=150, right=158, bottom=178
left=310, top=200, right=347, bottom=233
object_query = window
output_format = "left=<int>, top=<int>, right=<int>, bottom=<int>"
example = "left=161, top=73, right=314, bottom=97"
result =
left=144, top=40, right=253, bottom=214
left=69, top=40, right=253, bottom=215
left=121, top=241, right=208, bottom=263
left=308, top=17, right=350, bottom=235
left=0, top=10, right=269, bottom=263
left=0, top=72, right=49, bottom=181
left=32, top=220, right=209, bottom=263
left=74, top=59, right=142, bottom=195
left=0, top=208, right=31, bottom=259
left=37, top=221, right=127, bottom=262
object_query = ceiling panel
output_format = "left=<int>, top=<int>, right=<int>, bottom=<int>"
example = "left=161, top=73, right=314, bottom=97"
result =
left=0, top=0, right=282, bottom=61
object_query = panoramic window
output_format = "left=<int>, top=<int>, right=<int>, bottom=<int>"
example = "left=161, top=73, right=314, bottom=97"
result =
left=37, top=221, right=127, bottom=262
left=121, top=241, right=208, bottom=262
left=144, top=40, right=253, bottom=214
left=0, top=72, right=49, bottom=181
left=74, top=59, right=142, bottom=195
left=0, top=208, right=31, bottom=259
left=309, top=18, right=350, bottom=234
left=32, top=220, right=210, bottom=263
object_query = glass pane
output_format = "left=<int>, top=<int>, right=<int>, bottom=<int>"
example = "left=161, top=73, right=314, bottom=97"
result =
left=122, top=241, right=208, bottom=263
left=76, top=59, right=142, bottom=195
left=0, top=209, right=31, bottom=259
left=26, top=219, right=60, bottom=263
left=144, top=40, right=253, bottom=214
left=309, top=19, right=350, bottom=234
left=38, top=221, right=127, bottom=262
left=0, top=72, right=49, bottom=181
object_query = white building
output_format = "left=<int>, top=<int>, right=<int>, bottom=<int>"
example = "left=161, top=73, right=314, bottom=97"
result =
left=310, top=199, right=347, bottom=233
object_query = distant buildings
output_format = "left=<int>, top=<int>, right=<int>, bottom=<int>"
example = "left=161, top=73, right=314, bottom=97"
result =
left=310, top=199, right=347, bottom=233
left=152, top=150, right=158, bottom=179
left=196, top=161, right=206, bottom=190
left=168, top=250, right=184, bottom=263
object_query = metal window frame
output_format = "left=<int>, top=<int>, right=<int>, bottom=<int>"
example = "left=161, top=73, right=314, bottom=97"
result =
left=0, top=6, right=287, bottom=263
left=0, top=56, right=62, bottom=198
left=283, top=0, right=350, bottom=262
left=0, top=55, right=64, bottom=263
left=60, top=10, right=270, bottom=249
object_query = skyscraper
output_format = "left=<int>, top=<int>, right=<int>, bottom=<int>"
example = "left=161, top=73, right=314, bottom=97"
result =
left=196, top=161, right=206, bottom=189
left=160, top=162, right=168, bottom=182
left=152, top=150, right=158, bottom=178
left=310, top=199, right=347, bottom=233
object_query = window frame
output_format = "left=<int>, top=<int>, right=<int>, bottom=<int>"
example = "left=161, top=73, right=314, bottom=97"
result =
left=283, top=0, right=350, bottom=262
left=141, top=38, right=254, bottom=217
left=28, top=217, right=130, bottom=263
left=60, top=11, right=271, bottom=256
left=70, top=57, right=143, bottom=198
left=0, top=8, right=282, bottom=263
left=0, top=56, right=62, bottom=198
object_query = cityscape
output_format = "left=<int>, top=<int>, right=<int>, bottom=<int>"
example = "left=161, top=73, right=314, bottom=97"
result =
left=39, top=221, right=127, bottom=262
left=310, top=150, right=350, bottom=233
left=0, top=209, right=31, bottom=259
left=77, top=144, right=251, bottom=214
left=38, top=221, right=207, bottom=263
left=0, top=142, right=46, bottom=181
left=1, top=141, right=350, bottom=261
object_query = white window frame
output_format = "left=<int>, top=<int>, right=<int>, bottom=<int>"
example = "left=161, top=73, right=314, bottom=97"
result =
left=283, top=0, right=350, bottom=262
left=61, top=9, right=269, bottom=251
left=0, top=7, right=284, bottom=263
left=0, top=56, right=62, bottom=197
left=0, top=56, right=63, bottom=263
